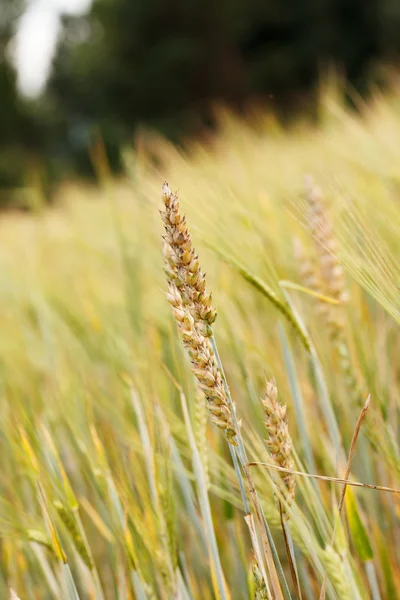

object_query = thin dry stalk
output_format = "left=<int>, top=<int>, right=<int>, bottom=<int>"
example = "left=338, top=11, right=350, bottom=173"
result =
left=247, top=463, right=400, bottom=495
left=338, top=395, right=370, bottom=512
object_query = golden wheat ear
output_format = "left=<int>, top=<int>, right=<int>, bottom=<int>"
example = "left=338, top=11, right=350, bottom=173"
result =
left=261, top=378, right=295, bottom=517
left=161, top=183, right=236, bottom=443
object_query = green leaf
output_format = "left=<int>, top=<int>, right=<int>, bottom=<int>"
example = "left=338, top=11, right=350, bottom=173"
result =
left=345, top=488, right=373, bottom=562
left=202, top=239, right=311, bottom=352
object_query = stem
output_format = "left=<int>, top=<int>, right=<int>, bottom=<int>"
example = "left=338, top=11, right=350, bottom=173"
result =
left=229, top=444, right=250, bottom=514
left=365, top=561, right=382, bottom=600
left=210, top=335, right=292, bottom=600
left=180, top=392, right=228, bottom=600
left=281, top=514, right=302, bottom=600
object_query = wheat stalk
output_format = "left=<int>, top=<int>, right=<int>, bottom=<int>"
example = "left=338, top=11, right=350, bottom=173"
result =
left=160, top=183, right=288, bottom=599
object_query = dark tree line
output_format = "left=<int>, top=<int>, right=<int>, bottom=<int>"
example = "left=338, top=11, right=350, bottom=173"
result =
left=2, top=0, right=400, bottom=195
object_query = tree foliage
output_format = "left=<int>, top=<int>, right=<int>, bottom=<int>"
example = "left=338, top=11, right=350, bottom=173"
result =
left=2, top=0, right=400, bottom=189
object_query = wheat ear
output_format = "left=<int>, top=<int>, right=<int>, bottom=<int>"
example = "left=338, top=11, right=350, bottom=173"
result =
left=304, top=176, right=365, bottom=401
left=253, top=561, right=269, bottom=599
left=261, top=379, right=295, bottom=516
left=305, top=176, right=348, bottom=310
left=321, top=545, right=352, bottom=600
left=161, top=184, right=290, bottom=599
left=161, top=183, right=236, bottom=443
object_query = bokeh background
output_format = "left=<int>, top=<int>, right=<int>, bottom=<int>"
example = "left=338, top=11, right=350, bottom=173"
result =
left=2, top=0, right=400, bottom=202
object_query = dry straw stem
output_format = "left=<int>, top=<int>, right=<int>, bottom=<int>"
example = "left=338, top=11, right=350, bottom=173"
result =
left=337, top=395, right=370, bottom=513
left=247, top=462, right=400, bottom=495
left=161, top=182, right=236, bottom=443
left=261, top=379, right=295, bottom=516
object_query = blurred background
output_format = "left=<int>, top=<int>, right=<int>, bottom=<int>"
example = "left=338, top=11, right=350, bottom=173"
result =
left=2, top=0, right=400, bottom=205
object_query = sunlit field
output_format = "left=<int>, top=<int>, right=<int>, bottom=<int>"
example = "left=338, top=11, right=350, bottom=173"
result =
left=2, top=86, right=400, bottom=599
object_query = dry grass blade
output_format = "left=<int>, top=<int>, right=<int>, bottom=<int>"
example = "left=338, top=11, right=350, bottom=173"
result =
left=247, top=462, right=400, bottom=494
left=338, top=395, right=370, bottom=513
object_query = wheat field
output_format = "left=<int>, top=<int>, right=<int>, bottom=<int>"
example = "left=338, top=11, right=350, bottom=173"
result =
left=1, top=86, right=400, bottom=599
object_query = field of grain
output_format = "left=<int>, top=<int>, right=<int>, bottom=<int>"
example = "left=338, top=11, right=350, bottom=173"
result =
left=1, top=88, right=400, bottom=599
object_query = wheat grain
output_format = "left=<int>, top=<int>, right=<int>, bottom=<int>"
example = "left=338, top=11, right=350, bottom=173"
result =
left=194, top=391, right=210, bottom=489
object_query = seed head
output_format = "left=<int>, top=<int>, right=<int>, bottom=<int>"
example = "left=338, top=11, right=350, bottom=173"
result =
left=161, top=182, right=217, bottom=326
left=252, top=561, right=269, bottom=599
left=261, top=378, right=295, bottom=516
left=161, top=183, right=236, bottom=444
left=305, top=176, right=348, bottom=306
left=322, top=546, right=352, bottom=600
